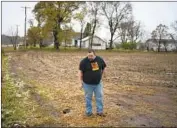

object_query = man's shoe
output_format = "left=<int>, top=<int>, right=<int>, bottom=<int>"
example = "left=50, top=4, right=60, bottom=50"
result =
left=86, top=112, right=93, bottom=117
left=97, top=113, right=106, bottom=117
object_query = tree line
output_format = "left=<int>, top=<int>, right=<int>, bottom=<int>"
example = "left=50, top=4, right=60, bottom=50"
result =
left=6, top=2, right=177, bottom=51
left=27, top=1, right=142, bottom=50
left=149, top=22, right=177, bottom=52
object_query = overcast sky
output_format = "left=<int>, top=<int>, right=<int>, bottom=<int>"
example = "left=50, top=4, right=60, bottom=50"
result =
left=2, top=1, right=177, bottom=41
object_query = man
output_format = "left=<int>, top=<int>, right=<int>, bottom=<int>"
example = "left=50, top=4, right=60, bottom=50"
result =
left=79, top=49, right=106, bottom=117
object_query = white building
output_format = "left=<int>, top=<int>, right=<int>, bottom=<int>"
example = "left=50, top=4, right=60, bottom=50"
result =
left=145, top=39, right=177, bottom=51
left=73, top=36, right=107, bottom=50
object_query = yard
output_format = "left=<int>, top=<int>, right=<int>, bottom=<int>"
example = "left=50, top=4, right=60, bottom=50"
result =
left=2, top=50, right=177, bottom=127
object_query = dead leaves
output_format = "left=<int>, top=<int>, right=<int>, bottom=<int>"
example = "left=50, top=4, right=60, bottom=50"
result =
left=6, top=51, right=177, bottom=127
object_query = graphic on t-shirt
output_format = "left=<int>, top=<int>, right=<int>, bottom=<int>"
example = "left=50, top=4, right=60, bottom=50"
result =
left=91, top=62, right=99, bottom=71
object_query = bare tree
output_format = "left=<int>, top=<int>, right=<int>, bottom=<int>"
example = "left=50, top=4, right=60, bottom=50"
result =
left=7, top=26, right=19, bottom=50
left=151, top=24, right=169, bottom=52
left=150, top=30, right=158, bottom=51
left=117, top=19, right=142, bottom=44
left=171, top=21, right=177, bottom=32
left=169, top=34, right=177, bottom=51
left=127, top=20, right=142, bottom=43
left=74, top=5, right=87, bottom=49
left=101, top=2, right=132, bottom=49
left=87, top=2, right=101, bottom=48
left=117, top=22, right=129, bottom=43
left=169, top=21, right=177, bottom=51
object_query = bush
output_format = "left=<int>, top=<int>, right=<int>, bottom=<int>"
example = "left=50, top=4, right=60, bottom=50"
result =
left=121, top=42, right=137, bottom=50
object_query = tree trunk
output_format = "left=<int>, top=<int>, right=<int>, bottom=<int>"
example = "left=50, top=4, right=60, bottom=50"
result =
left=158, top=40, right=161, bottom=52
left=53, top=29, right=59, bottom=50
left=13, top=39, right=17, bottom=50
left=13, top=44, right=16, bottom=50
left=33, top=41, right=36, bottom=47
left=163, top=42, right=168, bottom=52
left=89, top=38, right=91, bottom=49
left=90, top=35, right=93, bottom=49
left=65, top=38, right=66, bottom=50
left=170, top=34, right=177, bottom=51
left=39, top=39, right=43, bottom=49
left=91, top=20, right=97, bottom=48
left=165, top=46, right=167, bottom=52
left=110, top=33, right=113, bottom=49
left=147, top=42, right=149, bottom=51
left=80, top=27, right=83, bottom=49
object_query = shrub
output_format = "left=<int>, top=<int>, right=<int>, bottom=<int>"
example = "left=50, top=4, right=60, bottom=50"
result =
left=121, top=42, right=137, bottom=50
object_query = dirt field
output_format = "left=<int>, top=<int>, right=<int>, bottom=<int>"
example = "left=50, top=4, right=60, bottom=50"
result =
left=5, top=51, right=177, bottom=127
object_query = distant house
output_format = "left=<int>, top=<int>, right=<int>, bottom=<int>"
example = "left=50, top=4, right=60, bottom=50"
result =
left=71, top=32, right=82, bottom=47
left=39, top=32, right=107, bottom=50
left=136, top=42, right=146, bottom=50
left=60, top=32, right=83, bottom=47
left=145, top=39, right=177, bottom=51
left=73, top=36, right=107, bottom=50
left=37, top=32, right=80, bottom=47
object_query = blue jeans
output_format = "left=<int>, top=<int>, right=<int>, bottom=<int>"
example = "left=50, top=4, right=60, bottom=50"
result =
left=83, top=82, right=103, bottom=114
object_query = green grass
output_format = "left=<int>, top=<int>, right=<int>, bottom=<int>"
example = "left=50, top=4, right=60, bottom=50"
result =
left=1, top=53, right=60, bottom=127
left=1, top=55, right=26, bottom=127
left=1, top=54, right=43, bottom=127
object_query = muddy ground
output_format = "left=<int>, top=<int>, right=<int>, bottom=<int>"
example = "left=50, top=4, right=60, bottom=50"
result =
left=5, top=51, right=177, bottom=127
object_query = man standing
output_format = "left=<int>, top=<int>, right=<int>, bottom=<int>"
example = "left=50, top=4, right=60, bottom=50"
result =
left=79, top=49, right=106, bottom=117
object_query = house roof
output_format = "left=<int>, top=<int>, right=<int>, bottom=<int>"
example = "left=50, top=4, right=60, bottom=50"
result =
left=81, top=36, right=90, bottom=42
left=81, top=36, right=107, bottom=43
left=146, top=39, right=177, bottom=43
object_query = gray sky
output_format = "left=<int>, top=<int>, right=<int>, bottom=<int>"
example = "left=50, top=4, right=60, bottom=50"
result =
left=2, top=2, right=177, bottom=41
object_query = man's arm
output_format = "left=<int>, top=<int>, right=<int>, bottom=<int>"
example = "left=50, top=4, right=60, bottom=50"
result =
left=101, top=57, right=107, bottom=77
left=78, top=70, right=83, bottom=89
left=102, top=68, right=106, bottom=78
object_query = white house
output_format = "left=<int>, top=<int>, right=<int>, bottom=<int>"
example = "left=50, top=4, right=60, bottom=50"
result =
left=145, top=39, right=177, bottom=51
left=73, top=36, right=107, bottom=50
left=40, top=32, right=107, bottom=50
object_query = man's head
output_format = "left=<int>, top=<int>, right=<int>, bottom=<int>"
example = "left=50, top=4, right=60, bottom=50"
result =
left=87, top=49, right=96, bottom=61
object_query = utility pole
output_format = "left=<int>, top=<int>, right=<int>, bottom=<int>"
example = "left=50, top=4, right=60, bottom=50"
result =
left=21, top=6, right=30, bottom=49
left=16, top=25, right=20, bottom=50
left=16, top=25, right=19, bottom=39
left=16, top=25, right=19, bottom=36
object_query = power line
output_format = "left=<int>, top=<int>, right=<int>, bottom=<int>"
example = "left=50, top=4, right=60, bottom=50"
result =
left=21, top=6, right=30, bottom=49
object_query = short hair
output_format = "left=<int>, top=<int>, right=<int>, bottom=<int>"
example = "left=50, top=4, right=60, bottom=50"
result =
left=88, top=48, right=95, bottom=55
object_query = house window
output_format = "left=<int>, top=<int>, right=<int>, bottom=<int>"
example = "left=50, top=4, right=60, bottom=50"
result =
left=93, top=43, right=101, bottom=46
left=75, top=40, right=77, bottom=47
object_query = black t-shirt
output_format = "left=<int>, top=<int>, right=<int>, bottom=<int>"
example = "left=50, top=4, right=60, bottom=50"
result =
left=79, top=56, right=107, bottom=85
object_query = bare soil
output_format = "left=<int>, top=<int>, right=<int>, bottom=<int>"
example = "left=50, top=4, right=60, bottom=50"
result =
left=6, top=51, right=177, bottom=127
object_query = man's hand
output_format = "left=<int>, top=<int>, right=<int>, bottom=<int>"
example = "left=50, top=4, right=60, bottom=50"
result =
left=80, top=82, right=83, bottom=90
left=102, top=69, right=106, bottom=78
